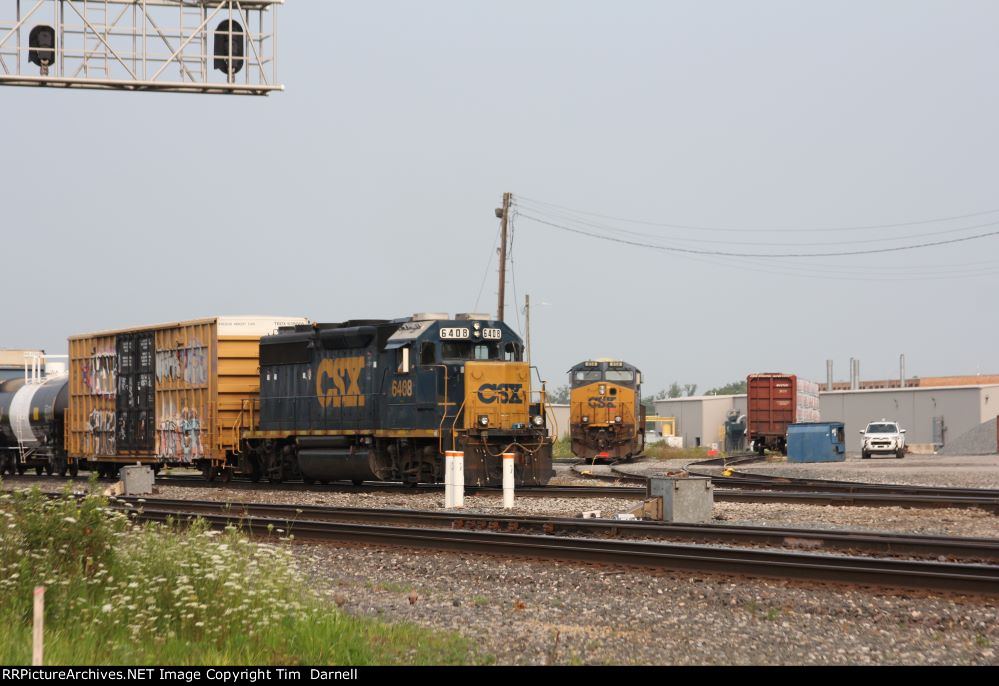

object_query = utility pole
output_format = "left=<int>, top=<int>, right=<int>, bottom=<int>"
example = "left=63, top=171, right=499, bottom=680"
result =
left=495, top=192, right=512, bottom=322
left=525, top=294, right=531, bottom=368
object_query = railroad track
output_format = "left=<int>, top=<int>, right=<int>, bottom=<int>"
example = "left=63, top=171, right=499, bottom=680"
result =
left=116, top=499, right=999, bottom=596
left=112, top=495, right=999, bottom=562
left=8, top=472, right=999, bottom=511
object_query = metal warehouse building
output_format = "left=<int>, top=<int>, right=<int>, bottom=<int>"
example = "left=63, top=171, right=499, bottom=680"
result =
left=821, top=385, right=999, bottom=450
left=654, top=384, right=999, bottom=453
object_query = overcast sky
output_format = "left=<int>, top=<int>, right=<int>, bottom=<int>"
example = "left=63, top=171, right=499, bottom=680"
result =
left=3, top=1, right=997, bottom=395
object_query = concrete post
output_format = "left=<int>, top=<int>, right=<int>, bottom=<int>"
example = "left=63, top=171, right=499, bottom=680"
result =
left=502, top=452, right=515, bottom=509
left=445, top=450, right=464, bottom=508
left=32, top=586, right=44, bottom=666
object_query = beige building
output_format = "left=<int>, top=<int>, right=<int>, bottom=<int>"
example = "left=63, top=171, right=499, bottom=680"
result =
left=0, top=349, right=45, bottom=381
left=654, top=394, right=747, bottom=449
left=547, top=403, right=571, bottom=439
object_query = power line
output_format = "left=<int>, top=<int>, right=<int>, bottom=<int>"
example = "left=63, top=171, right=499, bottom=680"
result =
left=515, top=195, right=999, bottom=233
left=473, top=223, right=502, bottom=312
left=518, top=212, right=999, bottom=258
left=518, top=203, right=999, bottom=248
left=508, top=210, right=523, bottom=334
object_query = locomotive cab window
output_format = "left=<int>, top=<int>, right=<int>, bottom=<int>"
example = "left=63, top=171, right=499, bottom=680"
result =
left=573, top=370, right=602, bottom=385
left=420, top=342, right=436, bottom=365
left=442, top=342, right=500, bottom=361
left=503, top=343, right=522, bottom=361
left=605, top=370, right=635, bottom=384
left=396, top=346, right=410, bottom=374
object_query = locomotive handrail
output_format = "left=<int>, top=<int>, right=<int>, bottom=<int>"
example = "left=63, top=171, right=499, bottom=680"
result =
left=449, top=397, right=468, bottom=453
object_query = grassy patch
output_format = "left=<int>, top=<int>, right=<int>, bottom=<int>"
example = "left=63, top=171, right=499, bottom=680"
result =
left=642, top=443, right=721, bottom=461
left=552, top=436, right=573, bottom=459
left=0, top=484, right=472, bottom=665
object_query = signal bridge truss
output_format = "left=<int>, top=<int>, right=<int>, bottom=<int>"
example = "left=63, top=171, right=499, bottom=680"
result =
left=0, top=0, right=282, bottom=95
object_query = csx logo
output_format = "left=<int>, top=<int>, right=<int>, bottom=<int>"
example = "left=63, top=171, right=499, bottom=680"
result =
left=587, top=396, right=617, bottom=409
left=316, top=357, right=366, bottom=408
left=476, top=383, right=524, bottom=405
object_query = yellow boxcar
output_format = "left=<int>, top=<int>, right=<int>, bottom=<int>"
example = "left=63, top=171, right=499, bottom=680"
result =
left=67, top=316, right=307, bottom=477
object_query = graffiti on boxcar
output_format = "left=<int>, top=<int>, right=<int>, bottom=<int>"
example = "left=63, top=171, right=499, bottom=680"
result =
left=157, top=401, right=203, bottom=461
left=155, top=343, right=208, bottom=386
left=81, top=351, right=116, bottom=397
left=86, top=409, right=116, bottom=455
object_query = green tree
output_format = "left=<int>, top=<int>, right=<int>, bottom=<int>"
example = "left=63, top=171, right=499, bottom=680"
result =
left=547, top=384, right=570, bottom=404
left=705, top=380, right=747, bottom=396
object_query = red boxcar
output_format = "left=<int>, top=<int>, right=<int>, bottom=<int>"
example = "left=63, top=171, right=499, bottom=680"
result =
left=746, top=373, right=820, bottom=455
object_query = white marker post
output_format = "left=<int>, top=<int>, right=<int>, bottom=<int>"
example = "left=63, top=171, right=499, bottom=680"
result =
left=502, top=452, right=515, bottom=509
left=32, top=586, right=44, bottom=666
left=445, top=450, right=465, bottom=508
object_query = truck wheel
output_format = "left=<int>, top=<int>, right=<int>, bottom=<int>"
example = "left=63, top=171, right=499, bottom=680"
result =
left=862, top=451, right=871, bottom=460
left=896, top=449, right=905, bottom=459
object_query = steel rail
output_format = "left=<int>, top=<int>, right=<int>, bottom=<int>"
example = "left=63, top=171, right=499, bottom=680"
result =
left=13, top=472, right=999, bottom=510
left=113, top=496, right=999, bottom=561
left=125, top=507, right=999, bottom=596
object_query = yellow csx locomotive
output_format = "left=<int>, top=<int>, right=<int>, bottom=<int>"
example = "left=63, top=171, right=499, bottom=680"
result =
left=568, top=359, right=645, bottom=462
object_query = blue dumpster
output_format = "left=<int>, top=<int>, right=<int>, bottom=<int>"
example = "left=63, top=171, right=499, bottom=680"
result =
left=787, top=422, right=846, bottom=463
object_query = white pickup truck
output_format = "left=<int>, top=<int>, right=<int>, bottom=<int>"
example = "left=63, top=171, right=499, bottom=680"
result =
left=859, top=420, right=906, bottom=459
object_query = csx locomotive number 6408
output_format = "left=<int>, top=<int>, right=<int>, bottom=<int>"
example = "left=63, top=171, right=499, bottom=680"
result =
left=568, top=359, right=645, bottom=462
left=237, top=313, right=554, bottom=486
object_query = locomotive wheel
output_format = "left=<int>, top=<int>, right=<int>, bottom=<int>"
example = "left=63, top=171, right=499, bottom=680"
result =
left=267, top=461, right=285, bottom=483
left=220, top=468, right=233, bottom=483
left=303, top=475, right=316, bottom=485
left=320, top=480, right=330, bottom=485
left=58, top=463, right=68, bottom=477
left=17, top=465, right=26, bottom=475
left=202, top=464, right=218, bottom=482
left=69, top=462, right=79, bottom=477
left=35, top=466, right=44, bottom=476
left=45, top=463, right=53, bottom=476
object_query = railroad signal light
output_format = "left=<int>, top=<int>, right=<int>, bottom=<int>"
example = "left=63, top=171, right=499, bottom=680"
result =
left=214, top=20, right=245, bottom=77
left=28, top=25, right=56, bottom=74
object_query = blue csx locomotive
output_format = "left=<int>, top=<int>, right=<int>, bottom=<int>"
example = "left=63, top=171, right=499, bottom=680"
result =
left=236, top=313, right=554, bottom=486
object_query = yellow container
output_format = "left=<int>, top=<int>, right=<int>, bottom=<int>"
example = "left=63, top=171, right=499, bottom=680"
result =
left=67, top=316, right=307, bottom=466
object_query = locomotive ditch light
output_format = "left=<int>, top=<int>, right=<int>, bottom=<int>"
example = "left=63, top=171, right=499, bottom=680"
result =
left=28, top=25, right=56, bottom=72
left=214, top=20, right=246, bottom=76
left=532, top=415, right=544, bottom=427
left=478, top=415, right=489, bottom=427
left=582, top=416, right=590, bottom=423
left=615, top=416, right=622, bottom=423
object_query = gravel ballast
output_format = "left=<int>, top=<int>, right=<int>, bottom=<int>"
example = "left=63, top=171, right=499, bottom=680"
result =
left=940, top=418, right=999, bottom=456
left=294, top=542, right=998, bottom=665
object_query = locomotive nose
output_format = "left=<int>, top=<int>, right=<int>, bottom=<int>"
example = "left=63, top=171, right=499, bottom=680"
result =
left=463, top=361, right=530, bottom=430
